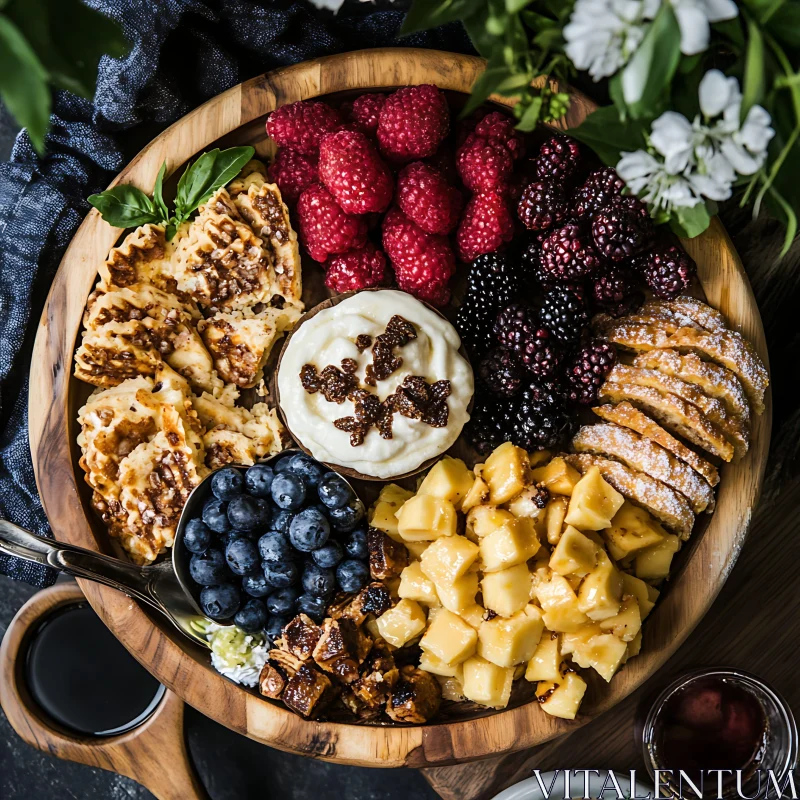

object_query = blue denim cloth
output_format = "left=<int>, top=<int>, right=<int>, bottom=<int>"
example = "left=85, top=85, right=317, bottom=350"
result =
left=0, top=0, right=470, bottom=587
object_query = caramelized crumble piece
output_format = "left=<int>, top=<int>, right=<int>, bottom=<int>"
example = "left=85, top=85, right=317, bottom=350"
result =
left=280, top=614, right=322, bottom=661
left=367, top=528, right=409, bottom=580
left=386, top=665, right=441, bottom=724
left=355, top=334, right=372, bottom=352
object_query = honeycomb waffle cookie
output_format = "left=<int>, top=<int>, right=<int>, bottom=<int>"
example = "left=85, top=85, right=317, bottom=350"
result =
left=565, top=453, right=695, bottom=540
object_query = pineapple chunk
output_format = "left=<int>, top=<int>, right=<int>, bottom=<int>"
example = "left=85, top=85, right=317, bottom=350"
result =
left=436, top=572, right=479, bottom=614
left=461, top=474, right=490, bottom=513
left=603, top=501, right=666, bottom=555
left=483, top=442, right=530, bottom=504
left=635, top=534, right=681, bottom=580
left=459, top=603, right=487, bottom=629
left=365, top=616, right=381, bottom=640
left=478, top=605, right=544, bottom=667
left=565, top=466, right=625, bottom=530
left=621, top=573, right=658, bottom=619
left=528, top=449, right=552, bottom=468
left=420, top=608, right=478, bottom=665
left=369, top=484, right=414, bottom=541
left=535, top=574, right=589, bottom=632
left=576, top=633, right=628, bottom=682
left=525, top=630, right=562, bottom=682
left=466, top=505, right=516, bottom=542
left=545, top=496, right=569, bottom=545
left=531, top=457, right=581, bottom=496
left=405, top=540, right=430, bottom=560
left=537, top=672, right=587, bottom=719
left=481, top=563, right=531, bottom=617
left=577, top=551, right=623, bottom=621
left=479, top=517, right=540, bottom=572
left=375, top=599, right=427, bottom=647
left=561, top=622, right=602, bottom=658
left=396, top=495, right=457, bottom=542
left=507, top=486, right=549, bottom=520
left=436, top=674, right=466, bottom=702
left=549, top=526, right=599, bottom=577
left=398, top=561, right=439, bottom=606
left=626, top=630, right=643, bottom=659
left=599, top=595, right=642, bottom=641
left=420, top=535, right=479, bottom=586
left=461, top=656, right=515, bottom=708
left=419, top=651, right=463, bottom=678
left=417, top=456, right=475, bottom=510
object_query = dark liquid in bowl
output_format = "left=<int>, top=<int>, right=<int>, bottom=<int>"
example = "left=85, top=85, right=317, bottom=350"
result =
left=654, top=676, right=767, bottom=794
left=24, top=602, right=165, bottom=737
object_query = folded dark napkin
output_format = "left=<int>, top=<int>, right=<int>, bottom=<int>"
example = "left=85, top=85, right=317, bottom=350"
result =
left=0, top=0, right=471, bottom=587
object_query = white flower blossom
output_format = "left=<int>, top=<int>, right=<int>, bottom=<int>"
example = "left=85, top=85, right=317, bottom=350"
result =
left=671, top=0, right=738, bottom=56
left=617, top=150, right=701, bottom=210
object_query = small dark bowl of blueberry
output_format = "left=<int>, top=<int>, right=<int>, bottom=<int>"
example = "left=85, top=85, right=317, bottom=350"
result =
left=174, top=450, right=371, bottom=639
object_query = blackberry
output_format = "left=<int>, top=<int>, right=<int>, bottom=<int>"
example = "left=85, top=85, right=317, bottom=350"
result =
left=565, top=340, right=617, bottom=405
left=572, top=168, right=625, bottom=219
left=535, top=135, right=581, bottom=181
left=466, top=392, right=519, bottom=456
left=517, top=179, right=568, bottom=231
left=635, top=245, right=697, bottom=299
left=512, top=379, right=573, bottom=451
left=591, top=267, right=644, bottom=317
left=541, top=222, right=603, bottom=281
left=455, top=293, right=498, bottom=360
left=540, top=286, right=588, bottom=344
left=591, top=196, right=653, bottom=262
left=479, top=348, right=524, bottom=397
left=494, top=303, right=562, bottom=378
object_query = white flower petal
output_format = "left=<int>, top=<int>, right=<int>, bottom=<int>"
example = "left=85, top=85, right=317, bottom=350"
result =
left=738, top=105, right=776, bottom=155
left=674, top=5, right=710, bottom=55
left=698, top=69, right=739, bottom=118
left=702, top=0, right=738, bottom=22
left=650, top=111, right=694, bottom=171
left=720, top=138, right=762, bottom=175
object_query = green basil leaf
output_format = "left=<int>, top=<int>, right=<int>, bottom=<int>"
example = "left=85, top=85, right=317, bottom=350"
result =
left=569, top=105, right=649, bottom=165
left=0, top=17, right=50, bottom=154
left=152, top=161, right=170, bottom=223
left=88, top=185, right=159, bottom=229
left=400, top=0, right=476, bottom=35
left=741, top=19, right=765, bottom=121
left=668, top=202, right=712, bottom=239
left=620, top=4, right=681, bottom=119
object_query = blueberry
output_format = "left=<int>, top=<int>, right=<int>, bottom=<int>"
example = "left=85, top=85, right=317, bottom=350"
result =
left=263, top=560, right=299, bottom=589
left=183, top=519, right=212, bottom=554
left=202, top=498, right=231, bottom=534
left=271, top=472, right=307, bottom=510
left=258, top=530, right=293, bottom=563
left=274, top=456, right=296, bottom=474
left=189, top=548, right=227, bottom=586
left=242, top=572, right=272, bottom=598
left=328, top=499, right=365, bottom=533
left=227, top=495, right=265, bottom=531
left=312, top=540, right=344, bottom=569
left=225, top=537, right=260, bottom=576
left=266, top=613, right=292, bottom=641
left=336, top=559, right=370, bottom=593
left=234, top=598, right=268, bottom=633
left=287, top=455, right=325, bottom=489
left=296, top=593, right=327, bottom=623
left=302, top=562, right=336, bottom=598
left=343, top=527, right=369, bottom=560
left=266, top=587, right=299, bottom=616
left=200, top=583, right=241, bottom=620
left=269, top=509, right=294, bottom=534
left=244, top=463, right=275, bottom=498
left=317, top=472, right=353, bottom=509
left=289, top=508, right=330, bottom=552
left=211, top=467, right=244, bottom=501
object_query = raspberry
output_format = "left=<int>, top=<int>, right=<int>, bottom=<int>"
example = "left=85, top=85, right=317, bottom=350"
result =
left=517, top=179, right=568, bottom=231
left=535, top=135, right=581, bottom=180
left=295, top=184, right=369, bottom=262
left=347, top=93, right=386, bottom=136
left=540, top=285, right=588, bottom=343
left=479, top=347, right=524, bottom=397
left=572, top=168, right=625, bottom=218
left=324, top=243, right=388, bottom=293
left=566, top=340, right=617, bottom=405
left=592, top=195, right=654, bottom=261
left=541, top=222, right=603, bottom=280
left=494, top=303, right=562, bottom=377
left=635, top=245, right=697, bottom=299
left=456, top=133, right=513, bottom=193
left=474, top=111, right=525, bottom=160
left=318, top=129, right=393, bottom=215
left=267, top=148, right=318, bottom=206
left=377, top=84, right=449, bottom=162
left=396, top=162, right=463, bottom=235
left=591, top=267, right=644, bottom=317
left=382, top=207, right=455, bottom=306
left=266, top=101, right=342, bottom=155
left=456, top=191, right=515, bottom=263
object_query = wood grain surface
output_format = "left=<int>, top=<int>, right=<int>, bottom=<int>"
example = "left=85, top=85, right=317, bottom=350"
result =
left=26, top=49, right=770, bottom=768
left=0, top=583, right=207, bottom=800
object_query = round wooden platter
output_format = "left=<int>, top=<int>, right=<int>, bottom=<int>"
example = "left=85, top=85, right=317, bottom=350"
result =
left=28, top=49, right=771, bottom=768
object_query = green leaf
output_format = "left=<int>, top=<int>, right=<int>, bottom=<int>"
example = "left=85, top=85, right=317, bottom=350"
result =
left=742, top=19, right=766, bottom=121
left=713, top=17, right=745, bottom=50
left=516, top=94, right=543, bottom=131
left=400, top=0, right=476, bottom=35
left=152, top=161, right=170, bottom=223
left=88, top=185, right=159, bottom=229
left=462, top=9, right=493, bottom=58
left=569, top=105, right=649, bottom=165
left=742, top=0, right=786, bottom=23
left=461, top=64, right=513, bottom=116
left=506, top=0, right=533, bottom=13
left=521, top=10, right=557, bottom=28
left=620, top=4, right=682, bottom=119
left=668, top=202, right=712, bottom=238
left=0, top=17, right=50, bottom=154
left=766, top=2, right=800, bottom=47
left=764, top=183, right=798, bottom=255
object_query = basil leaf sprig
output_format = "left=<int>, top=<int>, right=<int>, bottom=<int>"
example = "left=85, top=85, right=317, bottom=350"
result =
left=88, top=146, right=255, bottom=239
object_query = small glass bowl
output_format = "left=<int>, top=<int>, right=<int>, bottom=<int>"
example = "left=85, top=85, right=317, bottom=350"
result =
left=641, top=668, right=798, bottom=799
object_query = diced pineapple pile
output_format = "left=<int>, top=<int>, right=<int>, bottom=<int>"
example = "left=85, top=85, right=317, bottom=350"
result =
left=369, top=443, right=678, bottom=720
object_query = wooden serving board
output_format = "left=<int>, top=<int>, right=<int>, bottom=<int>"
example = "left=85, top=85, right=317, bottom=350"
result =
left=27, top=49, right=770, bottom=768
